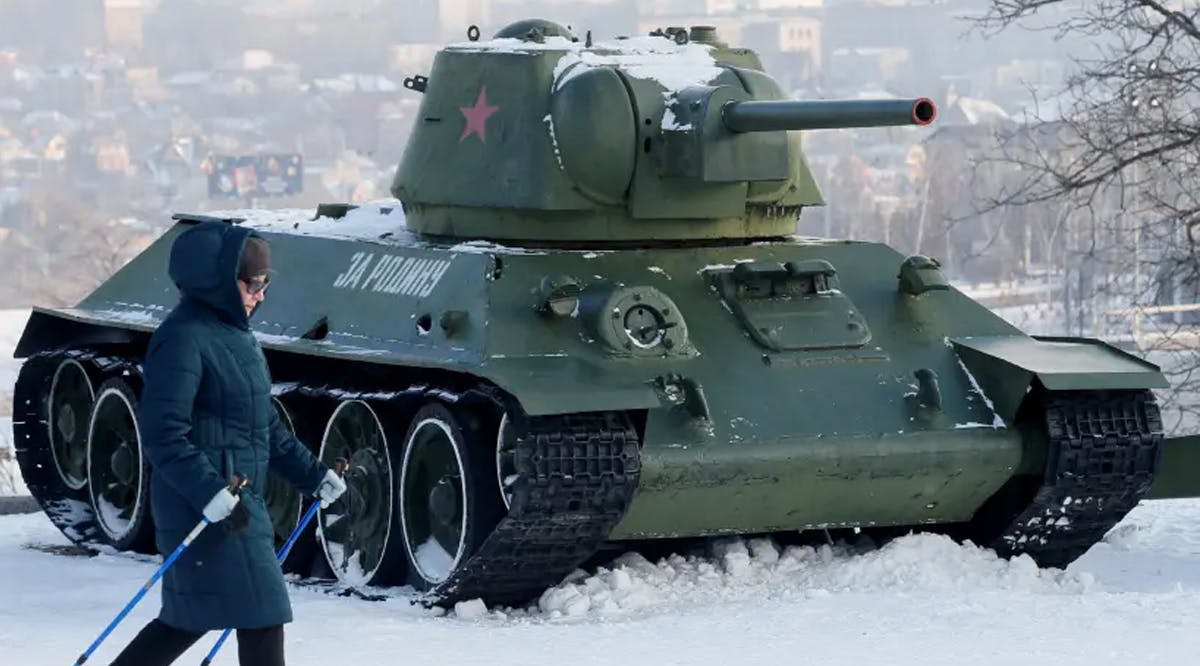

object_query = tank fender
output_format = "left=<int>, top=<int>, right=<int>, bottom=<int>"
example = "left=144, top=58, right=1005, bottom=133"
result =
left=949, top=335, right=1169, bottom=424
left=13, top=307, right=143, bottom=359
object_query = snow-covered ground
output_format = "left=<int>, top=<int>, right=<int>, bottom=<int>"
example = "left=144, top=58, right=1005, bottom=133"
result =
left=2, top=500, right=1199, bottom=665
left=1, top=309, right=29, bottom=496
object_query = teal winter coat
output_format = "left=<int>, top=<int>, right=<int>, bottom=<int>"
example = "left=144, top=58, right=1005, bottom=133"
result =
left=139, top=221, right=327, bottom=632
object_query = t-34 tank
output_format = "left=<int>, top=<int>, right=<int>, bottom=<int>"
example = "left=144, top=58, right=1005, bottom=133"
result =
left=12, top=19, right=1200, bottom=608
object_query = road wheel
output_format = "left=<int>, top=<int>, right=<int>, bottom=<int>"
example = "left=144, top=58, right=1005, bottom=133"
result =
left=316, top=399, right=407, bottom=585
left=85, top=377, right=154, bottom=552
left=398, top=402, right=503, bottom=591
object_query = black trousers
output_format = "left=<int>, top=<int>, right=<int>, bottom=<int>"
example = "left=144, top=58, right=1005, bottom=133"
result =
left=108, top=618, right=285, bottom=666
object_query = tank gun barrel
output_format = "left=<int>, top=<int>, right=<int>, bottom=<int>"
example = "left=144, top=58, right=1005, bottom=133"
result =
left=721, top=97, right=937, bottom=133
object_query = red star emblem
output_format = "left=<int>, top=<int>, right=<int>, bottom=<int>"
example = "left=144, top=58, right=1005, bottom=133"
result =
left=459, top=86, right=500, bottom=142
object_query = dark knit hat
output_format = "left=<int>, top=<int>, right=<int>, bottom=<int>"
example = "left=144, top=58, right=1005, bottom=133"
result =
left=238, top=237, right=272, bottom=280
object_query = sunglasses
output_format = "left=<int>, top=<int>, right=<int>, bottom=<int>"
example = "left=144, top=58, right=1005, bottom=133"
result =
left=241, top=275, right=270, bottom=295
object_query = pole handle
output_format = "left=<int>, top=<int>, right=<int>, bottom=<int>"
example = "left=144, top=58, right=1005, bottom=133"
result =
left=200, top=460, right=346, bottom=665
left=228, top=473, right=248, bottom=495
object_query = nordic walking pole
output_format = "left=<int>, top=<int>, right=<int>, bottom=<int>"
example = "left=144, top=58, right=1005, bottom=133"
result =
left=74, top=474, right=247, bottom=665
left=200, top=458, right=348, bottom=666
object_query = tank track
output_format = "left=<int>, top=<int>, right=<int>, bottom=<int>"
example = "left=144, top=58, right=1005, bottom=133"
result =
left=17, top=345, right=643, bottom=608
left=988, top=389, right=1162, bottom=568
left=13, top=349, right=141, bottom=548
left=419, top=410, right=641, bottom=608
left=285, top=382, right=643, bottom=608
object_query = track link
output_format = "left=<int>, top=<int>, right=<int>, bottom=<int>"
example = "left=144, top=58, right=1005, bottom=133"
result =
left=419, top=410, right=641, bottom=608
left=990, top=390, right=1162, bottom=567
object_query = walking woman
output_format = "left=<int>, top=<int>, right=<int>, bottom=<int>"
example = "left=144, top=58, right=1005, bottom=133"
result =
left=108, top=221, right=346, bottom=665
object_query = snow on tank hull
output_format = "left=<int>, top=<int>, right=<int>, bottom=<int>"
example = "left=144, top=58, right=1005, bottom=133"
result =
left=11, top=204, right=1196, bottom=607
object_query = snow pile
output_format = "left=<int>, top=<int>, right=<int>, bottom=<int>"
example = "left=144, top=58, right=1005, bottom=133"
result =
left=550, top=36, right=723, bottom=93
left=455, top=532, right=1096, bottom=621
left=449, top=34, right=724, bottom=94
left=205, top=199, right=412, bottom=244
left=449, top=33, right=726, bottom=93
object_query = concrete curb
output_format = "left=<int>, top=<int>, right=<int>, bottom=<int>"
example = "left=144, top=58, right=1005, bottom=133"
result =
left=0, top=495, right=38, bottom=515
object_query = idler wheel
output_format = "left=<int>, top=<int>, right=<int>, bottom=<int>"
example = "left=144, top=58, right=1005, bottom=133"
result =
left=398, top=402, right=503, bottom=590
left=47, top=358, right=95, bottom=490
left=316, top=399, right=406, bottom=586
left=85, top=377, right=154, bottom=552
left=13, top=354, right=101, bottom=547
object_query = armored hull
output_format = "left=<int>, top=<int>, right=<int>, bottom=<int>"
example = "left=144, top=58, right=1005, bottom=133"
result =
left=12, top=19, right=1200, bottom=608
left=11, top=204, right=1187, bottom=606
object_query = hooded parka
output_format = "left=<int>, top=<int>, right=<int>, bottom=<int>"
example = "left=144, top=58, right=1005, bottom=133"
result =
left=139, top=220, right=327, bottom=632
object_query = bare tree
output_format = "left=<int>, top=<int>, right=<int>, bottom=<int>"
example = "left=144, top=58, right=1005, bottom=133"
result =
left=0, top=176, right=151, bottom=309
left=966, top=1, right=1200, bottom=433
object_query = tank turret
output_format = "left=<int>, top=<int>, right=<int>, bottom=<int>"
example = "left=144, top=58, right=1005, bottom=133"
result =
left=391, top=20, right=935, bottom=244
